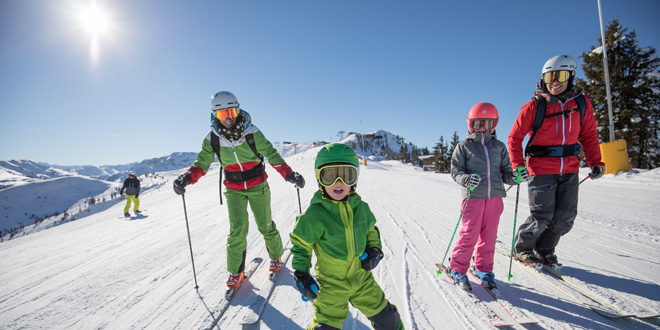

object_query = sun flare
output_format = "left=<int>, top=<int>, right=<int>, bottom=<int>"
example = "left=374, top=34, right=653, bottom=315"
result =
left=77, top=3, right=112, bottom=38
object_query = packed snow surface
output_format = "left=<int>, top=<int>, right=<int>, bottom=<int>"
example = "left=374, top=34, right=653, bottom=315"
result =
left=1, top=145, right=660, bottom=329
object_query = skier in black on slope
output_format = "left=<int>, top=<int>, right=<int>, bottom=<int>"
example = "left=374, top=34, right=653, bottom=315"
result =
left=508, top=55, right=605, bottom=269
left=448, top=103, right=521, bottom=291
left=120, top=171, right=141, bottom=217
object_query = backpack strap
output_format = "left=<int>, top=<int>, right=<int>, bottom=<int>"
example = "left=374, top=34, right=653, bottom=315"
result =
left=210, top=133, right=223, bottom=205
left=244, top=133, right=263, bottom=161
left=244, top=133, right=266, bottom=193
left=525, top=94, right=586, bottom=158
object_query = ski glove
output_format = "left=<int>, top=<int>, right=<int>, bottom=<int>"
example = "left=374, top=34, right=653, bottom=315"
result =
left=173, top=173, right=191, bottom=195
left=590, top=165, right=605, bottom=179
left=287, top=171, right=305, bottom=189
left=294, top=270, right=318, bottom=301
left=463, top=174, right=481, bottom=188
left=360, top=247, right=384, bottom=271
left=513, top=166, right=530, bottom=184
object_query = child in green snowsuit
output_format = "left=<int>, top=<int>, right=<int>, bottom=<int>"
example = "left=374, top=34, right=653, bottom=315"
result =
left=290, top=143, right=405, bottom=330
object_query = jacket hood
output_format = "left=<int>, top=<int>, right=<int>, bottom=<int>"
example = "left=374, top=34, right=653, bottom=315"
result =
left=310, top=189, right=362, bottom=212
left=466, top=131, right=495, bottom=143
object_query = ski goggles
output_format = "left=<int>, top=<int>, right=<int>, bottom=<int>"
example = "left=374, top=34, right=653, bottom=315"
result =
left=542, top=70, right=571, bottom=84
left=214, top=107, right=238, bottom=120
left=471, top=119, right=496, bottom=131
left=315, top=164, right=359, bottom=187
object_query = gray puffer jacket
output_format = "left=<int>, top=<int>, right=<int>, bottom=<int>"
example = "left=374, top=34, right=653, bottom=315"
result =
left=451, top=131, right=517, bottom=199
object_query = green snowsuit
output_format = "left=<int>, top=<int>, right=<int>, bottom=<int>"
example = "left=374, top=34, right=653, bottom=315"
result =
left=186, top=111, right=291, bottom=273
left=290, top=190, right=404, bottom=330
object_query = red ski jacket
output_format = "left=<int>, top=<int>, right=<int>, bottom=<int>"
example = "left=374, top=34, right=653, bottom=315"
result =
left=508, top=89, right=604, bottom=176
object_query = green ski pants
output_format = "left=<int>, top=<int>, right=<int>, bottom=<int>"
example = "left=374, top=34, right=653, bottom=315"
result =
left=123, top=195, right=139, bottom=214
left=224, top=182, right=284, bottom=273
left=309, top=270, right=404, bottom=330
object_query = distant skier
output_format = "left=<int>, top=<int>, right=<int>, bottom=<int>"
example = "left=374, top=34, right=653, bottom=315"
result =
left=290, top=143, right=405, bottom=330
left=508, top=55, right=605, bottom=269
left=120, top=171, right=141, bottom=217
left=172, top=91, right=305, bottom=296
left=448, top=103, right=520, bottom=291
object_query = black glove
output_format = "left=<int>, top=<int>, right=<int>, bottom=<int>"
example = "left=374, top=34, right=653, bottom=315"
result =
left=287, top=171, right=305, bottom=188
left=173, top=173, right=191, bottom=195
left=462, top=174, right=481, bottom=188
left=512, top=166, right=530, bottom=184
left=360, top=247, right=384, bottom=271
left=590, top=165, right=605, bottom=179
left=294, top=270, right=318, bottom=300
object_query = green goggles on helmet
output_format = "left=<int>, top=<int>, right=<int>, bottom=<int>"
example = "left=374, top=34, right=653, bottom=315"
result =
left=315, top=164, right=359, bottom=187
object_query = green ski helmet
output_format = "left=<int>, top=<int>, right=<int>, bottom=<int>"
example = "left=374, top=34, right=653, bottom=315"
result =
left=314, top=143, right=360, bottom=191
left=315, top=143, right=360, bottom=169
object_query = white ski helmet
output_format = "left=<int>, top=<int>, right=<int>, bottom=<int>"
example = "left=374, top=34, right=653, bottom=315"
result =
left=211, top=91, right=239, bottom=112
left=542, top=55, right=577, bottom=76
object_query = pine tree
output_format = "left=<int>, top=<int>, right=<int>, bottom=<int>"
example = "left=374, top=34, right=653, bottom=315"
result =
left=447, top=131, right=461, bottom=171
left=434, top=136, right=449, bottom=173
left=576, top=19, right=660, bottom=168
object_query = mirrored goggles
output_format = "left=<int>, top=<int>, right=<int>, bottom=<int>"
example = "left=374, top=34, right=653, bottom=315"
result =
left=543, top=70, right=571, bottom=84
left=315, top=164, right=359, bottom=187
left=214, top=107, right=238, bottom=120
left=471, top=119, right=496, bottom=131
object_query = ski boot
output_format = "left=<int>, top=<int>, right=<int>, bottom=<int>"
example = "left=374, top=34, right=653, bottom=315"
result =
left=538, top=252, right=562, bottom=271
left=225, top=272, right=244, bottom=297
left=268, top=258, right=283, bottom=281
left=124, top=213, right=130, bottom=218
left=134, top=210, right=142, bottom=215
left=472, top=268, right=498, bottom=291
left=449, top=269, right=472, bottom=291
left=514, top=251, right=543, bottom=270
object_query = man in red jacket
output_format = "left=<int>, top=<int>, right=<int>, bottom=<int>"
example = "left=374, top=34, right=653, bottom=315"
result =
left=508, top=55, right=606, bottom=269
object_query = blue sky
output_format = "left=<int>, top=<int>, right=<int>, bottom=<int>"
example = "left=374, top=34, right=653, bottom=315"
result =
left=1, top=0, right=659, bottom=166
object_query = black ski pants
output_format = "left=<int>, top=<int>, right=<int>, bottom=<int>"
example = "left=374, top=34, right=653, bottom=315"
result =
left=514, top=173, right=579, bottom=255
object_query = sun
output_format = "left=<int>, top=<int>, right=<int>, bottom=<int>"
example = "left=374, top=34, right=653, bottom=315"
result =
left=77, top=2, right=112, bottom=38
left=74, top=1, right=116, bottom=66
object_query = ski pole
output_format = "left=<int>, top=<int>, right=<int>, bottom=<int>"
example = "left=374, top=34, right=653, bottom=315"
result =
left=437, top=177, right=477, bottom=276
left=296, top=187, right=302, bottom=214
left=579, top=174, right=592, bottom=185
left=507, top=181, right=522, bottom=281
left=181, top=194, right=199, bottom=290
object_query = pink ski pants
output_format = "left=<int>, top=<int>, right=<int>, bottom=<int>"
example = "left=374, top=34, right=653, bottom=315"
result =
left=450, top=197, right=504, bottom=274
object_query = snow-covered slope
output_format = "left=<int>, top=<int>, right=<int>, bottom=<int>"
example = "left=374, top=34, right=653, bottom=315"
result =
left=1, top=145, right=659, bottom=329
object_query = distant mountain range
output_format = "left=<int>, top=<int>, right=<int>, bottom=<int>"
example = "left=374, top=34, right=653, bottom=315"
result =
left=0, top=152, right=199, bottom=190
left=1, top=130, right=426, bottom=191
left=0, top=130, right=429, bottom=240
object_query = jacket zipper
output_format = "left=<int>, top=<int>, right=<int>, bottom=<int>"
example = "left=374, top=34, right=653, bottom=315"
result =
left=480, top=134, right=492, bottom=199
left=231, top=145, right=247, bottom=189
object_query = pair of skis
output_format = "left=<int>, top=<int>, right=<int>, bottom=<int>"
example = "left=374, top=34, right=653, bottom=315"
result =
left=497, top=246, right=660, bottom=319
left=208, top=248, right=293, bottom=328
left=436, top=264, right=538, bottom=327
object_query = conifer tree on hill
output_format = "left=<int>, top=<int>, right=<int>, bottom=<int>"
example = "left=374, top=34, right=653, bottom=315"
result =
left=576, top=19, right=660, bottom=168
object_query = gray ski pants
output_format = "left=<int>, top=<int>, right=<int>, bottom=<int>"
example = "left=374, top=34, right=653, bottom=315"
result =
left=514, top=173, right=579, bottom=255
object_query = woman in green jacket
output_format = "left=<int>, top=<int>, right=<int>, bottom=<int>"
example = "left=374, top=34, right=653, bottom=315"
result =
left=173, top=91, right=305, bottom=296
left=290, top=143, right=405, bottom=330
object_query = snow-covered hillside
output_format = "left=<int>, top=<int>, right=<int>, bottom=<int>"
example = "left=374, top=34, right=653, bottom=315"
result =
left=1, top=145, right=659, bottom=329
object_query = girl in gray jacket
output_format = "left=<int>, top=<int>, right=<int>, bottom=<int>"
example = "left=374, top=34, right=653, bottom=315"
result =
left=448, top=103, right=519, bottom=291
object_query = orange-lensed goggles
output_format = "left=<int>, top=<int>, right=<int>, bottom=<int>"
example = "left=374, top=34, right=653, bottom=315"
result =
left=214, top=107, right=238, bottom=120
left=543, top=70, right=571, bottom=84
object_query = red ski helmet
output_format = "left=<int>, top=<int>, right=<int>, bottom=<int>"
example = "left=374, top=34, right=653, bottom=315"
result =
left=467, top=103, right=499, bottom=133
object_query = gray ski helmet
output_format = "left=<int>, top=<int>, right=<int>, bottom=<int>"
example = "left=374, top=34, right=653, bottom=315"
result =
left=211, top=91, right=239, bottom=112
left=542, top=55, right=577, bottom=77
